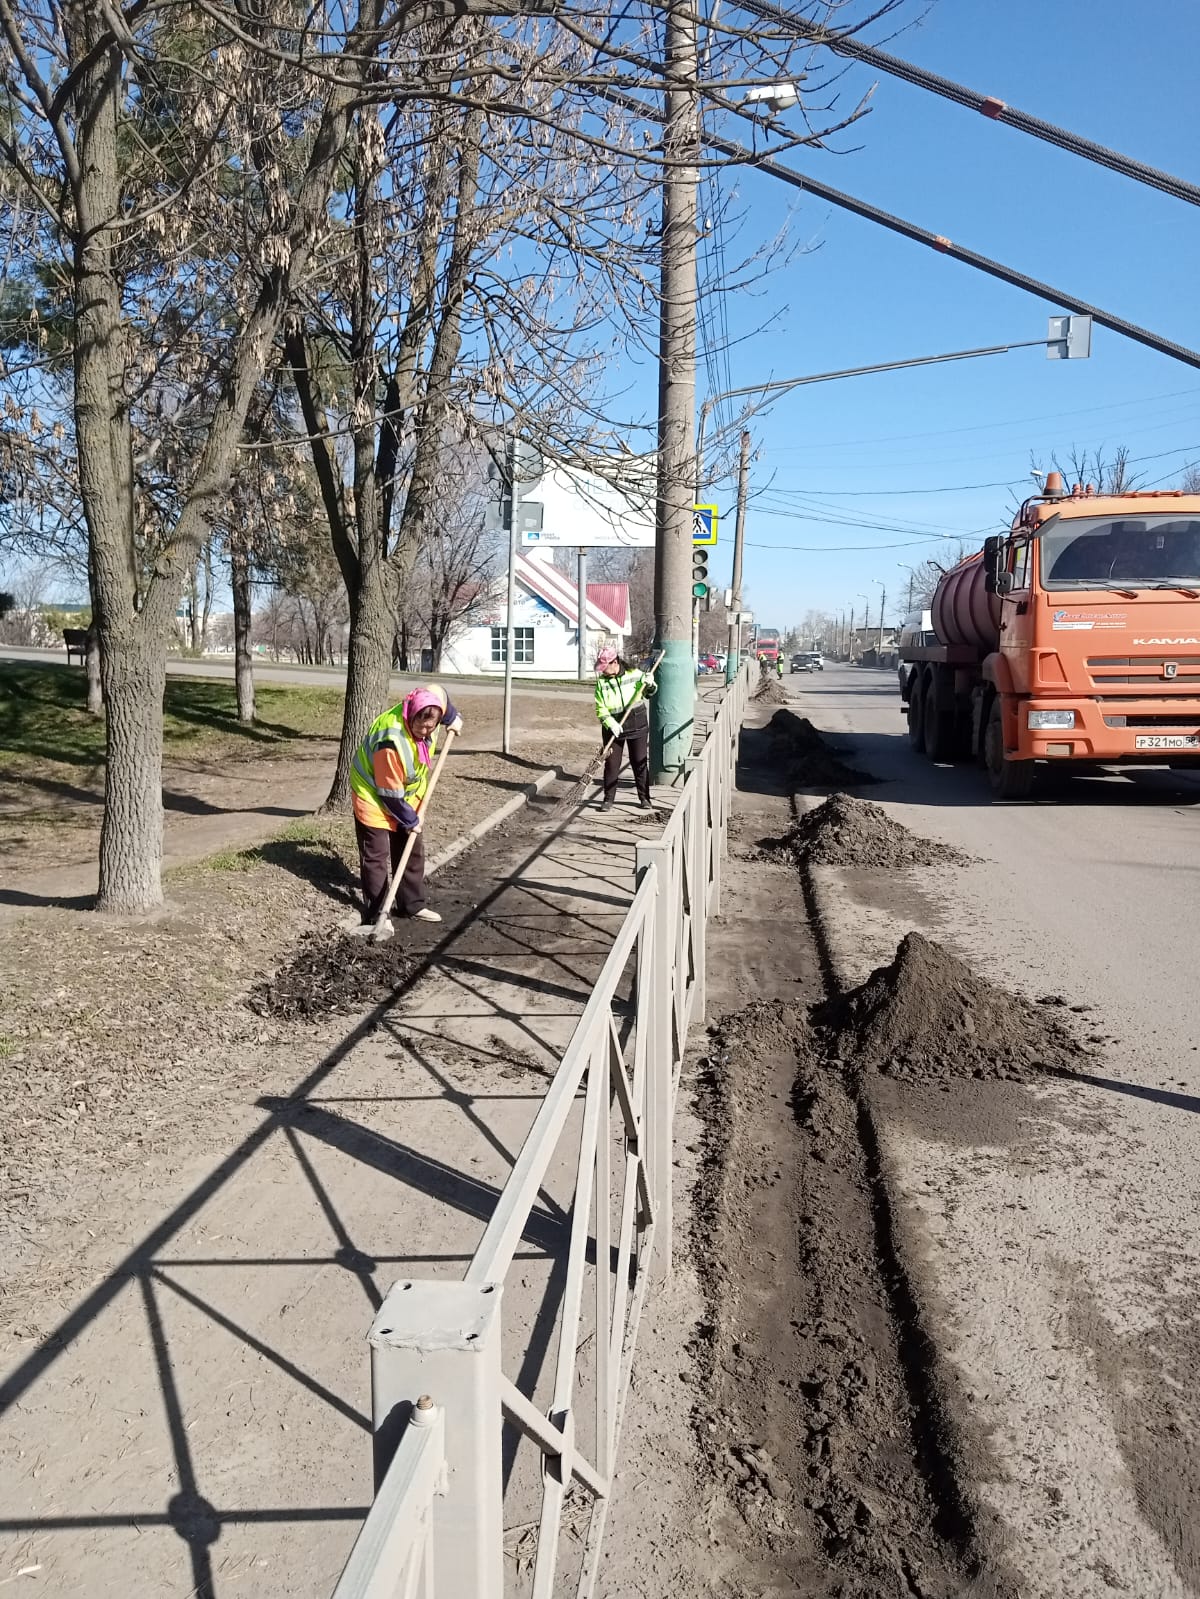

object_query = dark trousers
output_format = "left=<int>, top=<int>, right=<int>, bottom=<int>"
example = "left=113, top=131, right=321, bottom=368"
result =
left=602, top=707, right=650, bottom=803
left=355, top=819, right=426, bottom=922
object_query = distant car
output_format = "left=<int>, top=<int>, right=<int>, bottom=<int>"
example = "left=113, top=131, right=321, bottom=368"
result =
left=790, top=651, right=824, bottom=674
left=699, top=653, right=719, bottom=672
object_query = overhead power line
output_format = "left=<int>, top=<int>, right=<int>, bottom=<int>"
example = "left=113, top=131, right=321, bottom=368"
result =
left=738, top=0, right=1200, bottom=209
left=704, top=128, right=1200, bottom=373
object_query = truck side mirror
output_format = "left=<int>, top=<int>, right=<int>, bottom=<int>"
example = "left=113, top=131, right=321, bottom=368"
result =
left=995, top=571, right=1014, bottom=596
left=983, top=535, right=1003, bottom=594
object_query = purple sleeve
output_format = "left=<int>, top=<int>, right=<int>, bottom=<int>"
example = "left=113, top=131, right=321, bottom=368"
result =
left=381, top=794, right=420, bottom=829
left=443, top=697, right=461, bottom=725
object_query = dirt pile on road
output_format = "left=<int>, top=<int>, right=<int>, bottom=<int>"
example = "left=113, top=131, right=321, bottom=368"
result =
left=787, top=793, right=971, bottom=869
left=248, top=930, right=417, bottom=1021
left=768, top=708, right=875, bottom=789
left=819, top=931, right=1088, bottom=1083
left=752, top=675, right=790, bottom=704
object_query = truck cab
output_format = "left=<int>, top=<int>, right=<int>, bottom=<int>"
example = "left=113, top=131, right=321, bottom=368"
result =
left=899, top=474, right=1200, bottom=796
left=989, top=489, right=1200, bottom=779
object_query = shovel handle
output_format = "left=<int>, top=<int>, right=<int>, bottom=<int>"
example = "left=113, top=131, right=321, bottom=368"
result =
left=374, top=727, right=458, bottom=929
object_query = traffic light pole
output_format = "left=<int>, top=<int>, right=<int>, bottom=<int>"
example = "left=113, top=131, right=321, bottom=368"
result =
left=651, top=0, right=699, bottom=782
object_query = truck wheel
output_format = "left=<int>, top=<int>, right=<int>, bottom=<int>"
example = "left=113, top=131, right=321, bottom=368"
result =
left=907, top=676, right=925, bottom=749
left=984, top=698, right=1035, bottom=798
left=922, top=677, right=955, bottom=763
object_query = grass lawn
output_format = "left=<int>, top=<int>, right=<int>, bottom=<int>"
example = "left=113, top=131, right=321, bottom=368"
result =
left=0, top=662, right=346, bottom=772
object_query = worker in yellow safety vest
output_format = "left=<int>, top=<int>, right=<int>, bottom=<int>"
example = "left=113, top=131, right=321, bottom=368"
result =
left=594, top=648, right=656, bottom=810
left=347, top=683, right=464, bottom=937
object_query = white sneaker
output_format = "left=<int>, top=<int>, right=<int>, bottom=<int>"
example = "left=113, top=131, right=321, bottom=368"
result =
left=412, top=907, right=442, bottom=924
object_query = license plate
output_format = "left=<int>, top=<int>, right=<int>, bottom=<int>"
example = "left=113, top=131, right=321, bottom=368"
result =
left=1134, top=734, right=1200, bottom=749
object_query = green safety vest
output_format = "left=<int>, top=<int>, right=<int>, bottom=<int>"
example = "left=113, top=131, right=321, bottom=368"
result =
left=595, top=669, right=650, bottom=737
left=350, top=706, right=438, bottom=812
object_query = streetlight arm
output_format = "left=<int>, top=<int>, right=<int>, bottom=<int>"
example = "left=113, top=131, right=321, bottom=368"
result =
left=706, top=338, right=1046, bottom=416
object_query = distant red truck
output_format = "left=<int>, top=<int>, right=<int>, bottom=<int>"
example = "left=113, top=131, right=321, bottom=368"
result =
left=754, top=628, right=781, bottom=662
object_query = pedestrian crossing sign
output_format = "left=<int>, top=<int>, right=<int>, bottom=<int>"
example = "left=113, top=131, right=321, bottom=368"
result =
left=693, top=504, right=717, bottom=546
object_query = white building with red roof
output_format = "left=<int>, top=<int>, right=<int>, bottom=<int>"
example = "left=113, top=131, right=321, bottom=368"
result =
left=439, top=549, right=631, bottom=678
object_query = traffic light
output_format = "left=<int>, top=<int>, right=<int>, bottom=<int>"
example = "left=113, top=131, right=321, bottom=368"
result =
left=692, top=546, right=709, bottom=600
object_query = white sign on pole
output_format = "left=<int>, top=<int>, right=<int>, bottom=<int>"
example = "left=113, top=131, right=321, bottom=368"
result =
left=520, top=459, right=656, bottom=548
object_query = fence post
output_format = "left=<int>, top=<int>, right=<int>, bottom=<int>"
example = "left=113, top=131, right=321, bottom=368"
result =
left=369, top=1279, right=505, bottom=1599
left=683, top=758, right=706, bottom=1026
left=635, top=841, right=673, bottom=1282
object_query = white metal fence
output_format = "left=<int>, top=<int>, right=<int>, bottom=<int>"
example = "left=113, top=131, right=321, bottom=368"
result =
left=332, top=666, right=750, bottom=1599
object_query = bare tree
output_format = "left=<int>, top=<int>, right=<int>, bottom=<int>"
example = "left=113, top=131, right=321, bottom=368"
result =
left=0, top=0, right=510, bottom=910
left=1051, top=444, right=1145, bottom=496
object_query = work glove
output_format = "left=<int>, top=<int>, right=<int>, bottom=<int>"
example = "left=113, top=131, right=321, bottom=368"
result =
left=446, top=714, right=464, bottom=735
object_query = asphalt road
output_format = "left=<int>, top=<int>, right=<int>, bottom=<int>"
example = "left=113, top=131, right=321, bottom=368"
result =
left=791, top=665, right=1200, bottom=1597
left=0, top=644, right=592, bottom=698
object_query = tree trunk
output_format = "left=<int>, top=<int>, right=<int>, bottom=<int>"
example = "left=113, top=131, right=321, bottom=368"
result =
left=97, top=630, right=166, bottom=912
left=231, top=532, right=255, bottom=723
left=85, top=551, right=104, bottom=715
left=85, top=629, right=104, bottom=715
left=323, top=561, right=394, bottom=810
left=200, top=540, right=214, bottom=654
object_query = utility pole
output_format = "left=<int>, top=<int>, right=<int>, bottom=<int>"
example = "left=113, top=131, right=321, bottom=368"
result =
left=651, top=0, right=699, bottom=780
left=725, top=429, right=750, bottom=684
left=577, top=547, right=588, bottom=681
left=502, top=438, right=517, bottom=755
left=848, top=605, right=855, bottom=662
left=877, top=585, right=887, bottom=657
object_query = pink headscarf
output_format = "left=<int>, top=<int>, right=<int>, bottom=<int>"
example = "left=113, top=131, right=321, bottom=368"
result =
left=403, top=683, right=448, bottom=762
left=595, top=647, right=619, bottom=671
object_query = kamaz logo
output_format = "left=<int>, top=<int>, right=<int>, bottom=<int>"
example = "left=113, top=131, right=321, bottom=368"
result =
left=1134, top=637, right=1200, bottom=645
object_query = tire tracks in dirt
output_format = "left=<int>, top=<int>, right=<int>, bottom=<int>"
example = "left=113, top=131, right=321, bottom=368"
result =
left=686, top=720, right=1017, bottom=1597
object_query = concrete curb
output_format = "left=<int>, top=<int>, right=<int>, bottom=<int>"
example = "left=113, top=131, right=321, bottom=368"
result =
left=426, top=766, right=562, bottom=878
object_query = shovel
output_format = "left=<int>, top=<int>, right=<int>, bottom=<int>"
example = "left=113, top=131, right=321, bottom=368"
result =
left=371, top=728, right=458, bottom=942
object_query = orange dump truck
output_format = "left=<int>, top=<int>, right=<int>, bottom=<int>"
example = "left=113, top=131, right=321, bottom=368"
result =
left=899, top=472, right=1200, bottom=796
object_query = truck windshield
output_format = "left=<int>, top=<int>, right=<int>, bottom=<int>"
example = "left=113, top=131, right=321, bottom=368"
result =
left=1040, top=515, right=1200, bottom=590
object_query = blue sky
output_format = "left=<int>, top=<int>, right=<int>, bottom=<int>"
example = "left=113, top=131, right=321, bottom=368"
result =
left=684, top=0, right=1200, bottom=630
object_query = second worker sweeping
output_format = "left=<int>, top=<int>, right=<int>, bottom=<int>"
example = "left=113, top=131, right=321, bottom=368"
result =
left=594, top=647, right=655, bottom=810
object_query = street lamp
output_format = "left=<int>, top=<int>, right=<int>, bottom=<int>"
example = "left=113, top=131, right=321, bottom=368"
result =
left=743, top=82, right=801, bottom=114
left=897, top=562, right=918, bottom=616
left=871, top=579, right=887, bottom=659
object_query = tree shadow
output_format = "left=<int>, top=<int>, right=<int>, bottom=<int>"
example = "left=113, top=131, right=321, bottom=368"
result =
left=252, top=834, right=359, bottom=904
left=0, top=884, right=95, bottom=910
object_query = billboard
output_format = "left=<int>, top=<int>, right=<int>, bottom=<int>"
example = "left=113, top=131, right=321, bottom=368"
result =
left=520, top=459, right=656, bottom=549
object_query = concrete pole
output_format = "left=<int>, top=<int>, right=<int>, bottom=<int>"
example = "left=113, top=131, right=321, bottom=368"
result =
left=651, top=0, right=699, bottom=781
left=878, top=585, right=887, bottom=656
left=725, top=429, right=750, bottom=685
left=501, top=441, right=517, bottom=755
left=577, top=547, right=589, bottom=681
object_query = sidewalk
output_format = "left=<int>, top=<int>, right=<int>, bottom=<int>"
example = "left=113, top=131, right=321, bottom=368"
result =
left=0, top=780, right=676, bottom=1599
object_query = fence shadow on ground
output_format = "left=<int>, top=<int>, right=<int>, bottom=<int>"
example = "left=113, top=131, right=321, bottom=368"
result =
left=0, top=798, right=645, bottom=1599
